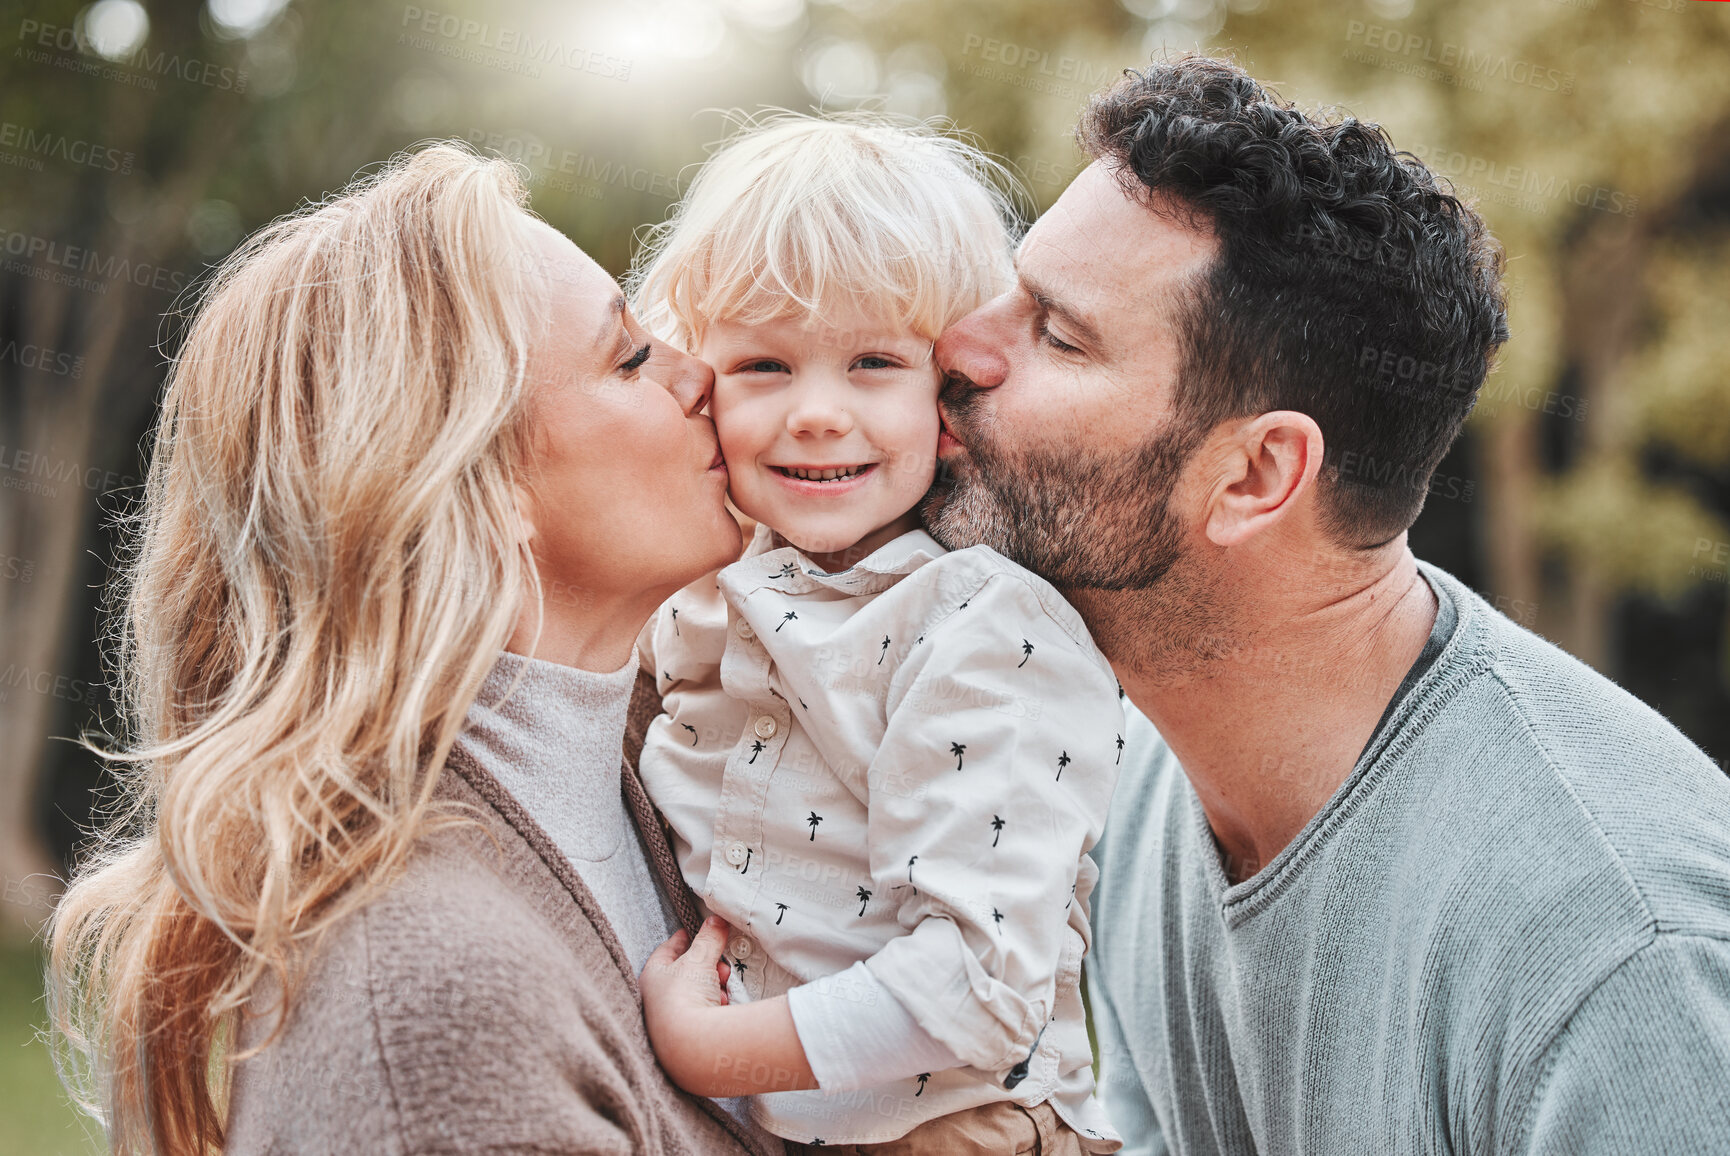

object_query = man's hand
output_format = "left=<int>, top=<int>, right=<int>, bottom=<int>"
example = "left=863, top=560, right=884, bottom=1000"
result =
left=640, top=915, right=820, bottom=1097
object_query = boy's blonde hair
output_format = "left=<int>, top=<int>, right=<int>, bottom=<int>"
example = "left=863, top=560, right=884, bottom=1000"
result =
left=629, top=111, right=1022, bottom=350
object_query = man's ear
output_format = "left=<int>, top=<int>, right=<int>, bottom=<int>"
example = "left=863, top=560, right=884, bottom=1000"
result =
left=511, top=483, right=539, bottom=548
left=1203, top=411, right=1323, bottom=548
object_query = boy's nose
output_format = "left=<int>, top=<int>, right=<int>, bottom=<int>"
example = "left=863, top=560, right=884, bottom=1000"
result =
left=786, top=402, right=855, bottom=438
left=786, top=378, right=855, bottom=437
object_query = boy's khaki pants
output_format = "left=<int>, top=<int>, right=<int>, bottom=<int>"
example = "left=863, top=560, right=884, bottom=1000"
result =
left=781, top=1099, right=1085, bottom=1155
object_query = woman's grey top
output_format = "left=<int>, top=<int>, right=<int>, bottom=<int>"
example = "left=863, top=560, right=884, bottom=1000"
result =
left=458, top=649, right=678, bottom=976
left=456, top=648, right=764, bottom=1139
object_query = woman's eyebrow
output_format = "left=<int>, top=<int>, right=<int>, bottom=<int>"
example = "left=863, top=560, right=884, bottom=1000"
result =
left=596, top=295, right=629, bottom=352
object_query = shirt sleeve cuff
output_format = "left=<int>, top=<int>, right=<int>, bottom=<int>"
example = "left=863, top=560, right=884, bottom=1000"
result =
left=785, top=961, right=965, bottom=1092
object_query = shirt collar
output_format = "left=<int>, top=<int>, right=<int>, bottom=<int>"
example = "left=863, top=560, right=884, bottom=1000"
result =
left=730, top=520, right=948, bottom=597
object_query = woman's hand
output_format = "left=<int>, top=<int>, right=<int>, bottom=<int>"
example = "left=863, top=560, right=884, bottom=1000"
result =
left=640, top=915, right=820, bottom=1097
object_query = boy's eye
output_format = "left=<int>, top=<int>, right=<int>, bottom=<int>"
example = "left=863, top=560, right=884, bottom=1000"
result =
left=1038, top=320, right=1081, bottom=355
left=620, top=343, right=651, bottom=372
left=739, top=359, right=790, bottom=374
left=852, top=355, right=897, bottom=371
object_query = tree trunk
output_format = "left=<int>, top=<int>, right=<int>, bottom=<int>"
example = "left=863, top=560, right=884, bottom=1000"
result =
left=1480, top=405, right=1543, bottom=631
left=0, top=93, right=247, bottom=932
left=1553, top=215, right=1650, bottom=670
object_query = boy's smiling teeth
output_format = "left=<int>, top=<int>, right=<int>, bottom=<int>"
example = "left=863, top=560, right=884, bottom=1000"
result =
left=777, top=464, right=871, bottom=482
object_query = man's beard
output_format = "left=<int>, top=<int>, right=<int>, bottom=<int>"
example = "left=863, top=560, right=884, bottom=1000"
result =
left=921, top=375, right=1236, bottom=683
left=920, top=376, right=1201, bottom=590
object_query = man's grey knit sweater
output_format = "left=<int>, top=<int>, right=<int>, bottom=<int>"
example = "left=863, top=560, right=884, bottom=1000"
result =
left=1086, top=562, right=1730, bottom=1155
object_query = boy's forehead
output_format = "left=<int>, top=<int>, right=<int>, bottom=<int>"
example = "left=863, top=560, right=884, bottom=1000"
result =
left=700, top=304, right=932, bottom=350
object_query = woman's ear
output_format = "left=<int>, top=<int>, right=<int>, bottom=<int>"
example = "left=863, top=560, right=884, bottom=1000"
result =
left=1203, top=411, right=1324, bottom=549
left=511, top=483, right=540, bottom=548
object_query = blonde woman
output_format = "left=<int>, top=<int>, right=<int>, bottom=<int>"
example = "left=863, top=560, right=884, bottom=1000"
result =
left=46, top=143, right=778, bottom=1155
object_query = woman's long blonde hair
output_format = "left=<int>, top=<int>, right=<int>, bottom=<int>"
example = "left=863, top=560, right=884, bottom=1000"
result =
left=47, top=142, right=550, bottom=1154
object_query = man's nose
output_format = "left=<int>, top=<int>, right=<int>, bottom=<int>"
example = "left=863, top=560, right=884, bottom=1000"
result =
left=934, top=302, right=1010, bottom=391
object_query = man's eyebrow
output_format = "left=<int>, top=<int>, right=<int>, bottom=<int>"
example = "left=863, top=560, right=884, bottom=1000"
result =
left=1017, top=270, right=1108, bottom=354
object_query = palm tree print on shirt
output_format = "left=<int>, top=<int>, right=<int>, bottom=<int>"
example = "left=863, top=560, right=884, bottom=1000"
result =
left=1018, top=639, right=1034, bottom=667
left=807, top=812, right=823, bottom=840
left=856, top=885, right=872, bottom=916
left=879, top=635, right=890, bottom=665
left=775, top=902, right=788, bottom=925
left=1116, top=733, right=1125, bottom=764
left=991, top=815, right=1005, bottom=846
left=1056, top=751, right=1071, bottom=781
left=915, top=1073, right=930, bottom=1096
left=951, top=742, right=966, bottom=771
left=776, top=610, right=798, bottom=632
left=670, top=607, right=680, bottom=636
left=680, top=723, right=697, bottom=746
left=748, top=740, right=764, bottom=764
left=991, top=906, right=1005, bottom=934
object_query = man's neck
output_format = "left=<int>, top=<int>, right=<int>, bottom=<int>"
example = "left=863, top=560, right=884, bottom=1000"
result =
left=1074, top=542, right=1438, bottom=885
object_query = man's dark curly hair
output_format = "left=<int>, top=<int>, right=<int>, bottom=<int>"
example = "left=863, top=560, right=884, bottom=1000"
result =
left=1078, top=55, right=1509, bottom=547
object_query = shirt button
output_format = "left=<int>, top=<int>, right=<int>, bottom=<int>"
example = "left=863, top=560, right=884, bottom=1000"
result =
left=729, top=936, right=753, bottom=960
left=753, top=716, right=777, bottom=740
left=723, top=842, right=748, bottom=866
left=736, top=619, right=755, bottom=641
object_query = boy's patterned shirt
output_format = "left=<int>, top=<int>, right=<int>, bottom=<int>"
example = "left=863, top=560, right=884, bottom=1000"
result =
left=638, top=523, right=1125, bottom=1149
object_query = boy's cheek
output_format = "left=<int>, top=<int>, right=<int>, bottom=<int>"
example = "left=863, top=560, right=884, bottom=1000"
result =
left=710, top=384, right=770, bottom=459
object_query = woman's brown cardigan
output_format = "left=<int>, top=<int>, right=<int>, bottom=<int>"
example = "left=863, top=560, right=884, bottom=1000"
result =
left=225, top=672, right=781, bottom=1155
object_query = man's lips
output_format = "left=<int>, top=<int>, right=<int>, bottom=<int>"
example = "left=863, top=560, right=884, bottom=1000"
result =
left=937, top=408, right=964, bottom=455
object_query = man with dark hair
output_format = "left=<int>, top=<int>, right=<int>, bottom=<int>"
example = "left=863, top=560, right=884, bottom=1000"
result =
left=924, top=55, right=1730, bottom=1154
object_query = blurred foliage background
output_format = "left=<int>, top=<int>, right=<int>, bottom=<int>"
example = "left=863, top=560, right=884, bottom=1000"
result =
left=1, top=0, right=1727, bottom=1148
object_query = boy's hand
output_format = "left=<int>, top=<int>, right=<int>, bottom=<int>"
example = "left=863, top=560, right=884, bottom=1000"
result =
left=640, top=915, right=820, bottom=1096
left=643, top=915, right=733, bottom=1013
left=641, top=916, right=734, bottom=1087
